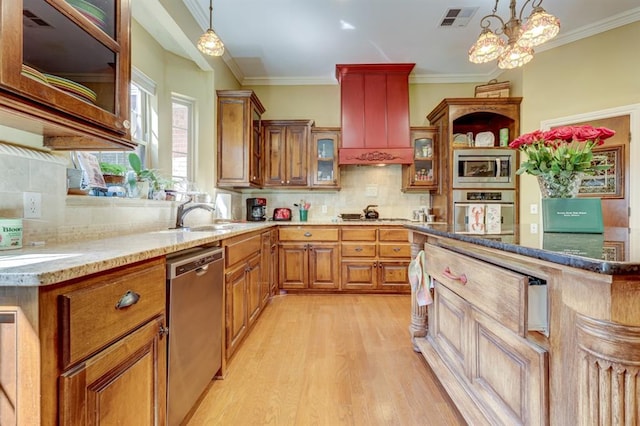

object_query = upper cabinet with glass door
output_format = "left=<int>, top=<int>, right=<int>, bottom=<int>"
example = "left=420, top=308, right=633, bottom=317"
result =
left=402, top=127, right=438, bottom=192
left=0, top=0, right=133, bottom=149
left=310, top=127, right=340, bottom=189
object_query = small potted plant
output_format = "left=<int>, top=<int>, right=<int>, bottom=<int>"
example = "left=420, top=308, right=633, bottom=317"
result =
left=127, top=153, right=165, bottom=198
left=99, top=162, right=127, bottom=186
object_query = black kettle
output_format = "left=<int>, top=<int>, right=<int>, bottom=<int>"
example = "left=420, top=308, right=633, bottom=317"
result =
left=363, top=205, right=379, bottom=219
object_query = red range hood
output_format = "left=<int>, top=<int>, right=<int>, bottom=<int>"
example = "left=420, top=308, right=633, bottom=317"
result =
left=336, top=63, right=415, bottom=165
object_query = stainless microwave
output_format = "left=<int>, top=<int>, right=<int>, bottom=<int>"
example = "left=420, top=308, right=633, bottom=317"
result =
left=453, top=148, right=516, bottom=189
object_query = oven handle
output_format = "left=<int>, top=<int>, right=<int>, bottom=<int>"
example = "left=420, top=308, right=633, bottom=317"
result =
left=495, top=158, right=500, bottom=178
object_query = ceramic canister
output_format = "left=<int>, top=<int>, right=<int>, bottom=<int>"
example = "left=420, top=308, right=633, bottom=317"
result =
left=0, top=218, right=23, bottom=250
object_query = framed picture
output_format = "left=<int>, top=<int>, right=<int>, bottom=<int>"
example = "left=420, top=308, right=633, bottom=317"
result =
left=578, top=145, right=624, bottom=199
left=602, top=241, right=625, bottom=261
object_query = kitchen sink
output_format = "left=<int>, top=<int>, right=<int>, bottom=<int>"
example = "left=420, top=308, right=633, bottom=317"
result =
left=186, top=223, right=237, bottom=231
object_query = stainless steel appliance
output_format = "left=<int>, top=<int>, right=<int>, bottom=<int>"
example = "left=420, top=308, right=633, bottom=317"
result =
left=453, top=148, right=516, bottom=189
left=246, top=197, right=267, bottom=221
left=453, top=190, right=515, bottom=234
left=166, top=246, right=224, bottom=426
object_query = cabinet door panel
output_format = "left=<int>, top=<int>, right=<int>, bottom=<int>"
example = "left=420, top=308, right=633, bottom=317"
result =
left=432, top=282, right=469, bottom=379
left=225, top=264, right=248, bottom=358
left=309, top=244, right=339, bottom=289
left=279, top=244, right=308, bottom=289
left=247, top=254, right=262, bottom=326
left=377, top=261, right=410, bottom=291
left=218, top=98, right=250, bottom=184
left=341, top=261, right=376, bottom=290
left=59, top=317, right=166, bottom=426
left=469, top=307, right=548, bottom=425
left=285, top=125, right=309, bottom=185
left=264, top=126, right=286, bottom=185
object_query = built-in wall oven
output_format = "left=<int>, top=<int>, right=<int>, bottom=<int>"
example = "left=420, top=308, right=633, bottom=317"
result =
left=453, top=190, right=515, bottom=235
left=453, top=148, right=516, bottom=189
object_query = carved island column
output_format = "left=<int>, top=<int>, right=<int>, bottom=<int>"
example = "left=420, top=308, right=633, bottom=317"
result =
left=576, top=314, right=640, bottom=425
left=408, top=231, right=428, bottom=351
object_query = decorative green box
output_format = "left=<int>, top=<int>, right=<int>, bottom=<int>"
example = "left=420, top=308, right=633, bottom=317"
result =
left=542, top=233, right=604, bottom=259
left=541, top=198, right=603, bottom=233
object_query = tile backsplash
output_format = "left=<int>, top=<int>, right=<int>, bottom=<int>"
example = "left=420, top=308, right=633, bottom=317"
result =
left=0, top=143, right=427, bottom=246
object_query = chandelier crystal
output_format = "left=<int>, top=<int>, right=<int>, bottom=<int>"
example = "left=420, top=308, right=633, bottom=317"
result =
left=468, top=0, right=560, bottom=69
left=197, top=0, right=224, bottom=57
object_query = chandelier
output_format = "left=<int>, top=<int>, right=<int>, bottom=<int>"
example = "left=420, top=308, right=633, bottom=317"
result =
left=468, top=0, right=560, bottom=69
left=197, top=0, right=224, bottom=56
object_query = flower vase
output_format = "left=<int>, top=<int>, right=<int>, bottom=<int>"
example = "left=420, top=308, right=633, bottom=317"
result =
left=537, top=173, right=583, bottom=198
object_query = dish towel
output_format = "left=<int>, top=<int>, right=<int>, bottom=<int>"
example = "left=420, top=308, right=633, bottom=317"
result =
left=408, top=250, right=433, bottom=307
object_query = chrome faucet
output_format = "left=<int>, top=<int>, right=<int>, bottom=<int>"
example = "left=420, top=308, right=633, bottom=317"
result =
left=175, top=196, right=215, bottom=228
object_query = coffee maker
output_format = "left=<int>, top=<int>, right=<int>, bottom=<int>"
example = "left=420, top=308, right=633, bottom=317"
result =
left=246, top=198, right=267, bottom=221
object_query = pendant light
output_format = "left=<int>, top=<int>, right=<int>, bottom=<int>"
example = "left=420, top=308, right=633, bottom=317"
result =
left=197, top=0, right=224, bottom=57
left=468, top=0, right=559, bottom=69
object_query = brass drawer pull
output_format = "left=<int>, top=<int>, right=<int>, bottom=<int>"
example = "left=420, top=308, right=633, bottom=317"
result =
left=442, top=267, right=468, bottom=285
left=355, top=247, right=363, bottom=252
left=304, top=232, right=312, bottom=237
left=115, top=290, right=140, bottom=309
left=392, top=247, right=401, bottom=252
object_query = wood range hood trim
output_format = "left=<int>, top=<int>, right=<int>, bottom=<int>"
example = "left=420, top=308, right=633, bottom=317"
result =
left=336, top=63, right=415, bottom=165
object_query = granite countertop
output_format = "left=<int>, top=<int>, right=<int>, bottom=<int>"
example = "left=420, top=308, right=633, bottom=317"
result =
left=406, top=223, right=640, bottom=275
left=0, top=223, right=274, bottom=287
left=0, top=219, right=418, bottom=287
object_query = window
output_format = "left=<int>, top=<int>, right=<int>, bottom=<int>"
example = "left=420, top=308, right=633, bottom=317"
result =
left=85, top=69, right=155, bottom=169
left=171, top=95, right=195, bottom=182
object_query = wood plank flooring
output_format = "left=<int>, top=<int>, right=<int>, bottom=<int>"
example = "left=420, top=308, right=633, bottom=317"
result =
left=186, top=294, right=465, bottom=425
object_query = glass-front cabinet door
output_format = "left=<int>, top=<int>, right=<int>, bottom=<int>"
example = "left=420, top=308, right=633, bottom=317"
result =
left=402, top=127, right=438, bottom=192
left=310, top=127, right=340, bottom=189
left=0, top=0, right=132, bottom=146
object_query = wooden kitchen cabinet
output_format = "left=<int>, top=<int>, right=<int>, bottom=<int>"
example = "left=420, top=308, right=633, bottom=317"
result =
left=310, top=127, right=341, bottom=189
left=38, top=258, right=167, bottom=426
left=223, top=231, right=264, bottom=360
left=427, top=97, right=521, bottom=223
left=340, top=226, right=410, bottom=292
left=402, top=127, right=438, bottom=192
left=217, top=90, right=266, bottom=188
left=59, top=316, right=166, bottom=425
left=0, top=0, right=134, bottom=149
left=278, top=227, right=340, bottom=290
left=423, top=243, right=548, bottom=425
left=263, top=119, right=313, bottom=187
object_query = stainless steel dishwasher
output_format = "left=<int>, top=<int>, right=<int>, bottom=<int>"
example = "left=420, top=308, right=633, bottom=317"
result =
left=166, top=245, right=224, bottom=426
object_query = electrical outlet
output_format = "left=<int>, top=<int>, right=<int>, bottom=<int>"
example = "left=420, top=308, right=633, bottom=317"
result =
left=530, top=223, right=538, bottom=234
left=530, top=203, right=538, bottom=214
left=24, top=192, right=42, bottom=219
left=321, top=205, right=327, bottom=213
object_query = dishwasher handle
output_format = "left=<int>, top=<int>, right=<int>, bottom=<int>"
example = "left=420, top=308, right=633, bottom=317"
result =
left=195, top=265, right=210, bottom=276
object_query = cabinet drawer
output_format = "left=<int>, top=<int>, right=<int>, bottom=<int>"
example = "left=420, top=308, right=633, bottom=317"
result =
left=59, top=259, right=165, bottom=368
left=379, top=228, right=409, bottom=242
left=342, top=242, right=376, bottom=257
left=225, top=234, right=261, bottom=267
left=279, top=227, right=338, bottom=241
left=378, top=243, right=411, bottom=258
left=426, top=244, right=526, bottom=336
left=341, top=227, right=377, bottom=241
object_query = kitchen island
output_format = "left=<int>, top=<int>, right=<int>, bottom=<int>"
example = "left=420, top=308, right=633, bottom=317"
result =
left=406, top=224, right=640, bottom=425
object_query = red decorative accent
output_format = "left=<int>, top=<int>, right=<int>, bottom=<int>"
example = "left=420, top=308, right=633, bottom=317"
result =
left=336, top=64, right=415, bottom=165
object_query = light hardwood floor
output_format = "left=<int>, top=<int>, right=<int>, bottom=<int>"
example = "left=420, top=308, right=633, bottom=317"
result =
left=186, top=294, right=465, bottom=425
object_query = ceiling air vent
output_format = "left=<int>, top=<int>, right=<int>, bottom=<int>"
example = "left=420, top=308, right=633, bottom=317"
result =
left=23, top=10, right=52, bottom=28
left=440, top=7, right=478, bottom=27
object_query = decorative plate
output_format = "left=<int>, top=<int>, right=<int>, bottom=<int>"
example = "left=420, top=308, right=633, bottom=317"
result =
left=474, top=131, right=495, bottom=147
left=453, top=133, right=468, bottom=145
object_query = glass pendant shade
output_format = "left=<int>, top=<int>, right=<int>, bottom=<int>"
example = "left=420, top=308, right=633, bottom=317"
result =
left=468, top=29, right=506, bottom=64
left=498, top=44, right=534, bottom=69
left=518, top=7, right=560, bottom=47
left=197, top=29, right=225, bottom=56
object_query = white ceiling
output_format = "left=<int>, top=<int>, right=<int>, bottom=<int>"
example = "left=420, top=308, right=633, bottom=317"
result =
left=160, top=0, right=640, bottom=85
